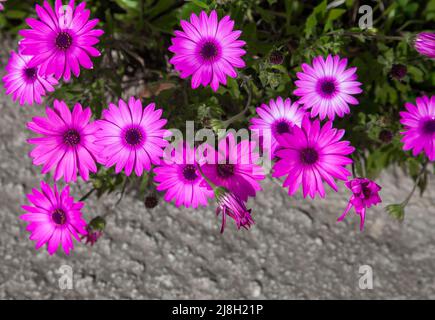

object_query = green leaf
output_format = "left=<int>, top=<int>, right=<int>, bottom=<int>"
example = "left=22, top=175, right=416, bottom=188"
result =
left=324, top=8, right=346, bottom=32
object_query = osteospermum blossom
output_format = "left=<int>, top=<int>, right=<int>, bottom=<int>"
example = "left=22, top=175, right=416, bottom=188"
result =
left=249, top=96, right=305, bottom=157
left=2, top=51, right=58, bottom=106
left=95, top=97, right=169, bottom=176
left=27, top=100, right=100, bottom=182
left=19, top=0, right=104, bottom=81
left=201, top=133, right=265, bottom=201
left=154, top=142, right=214, bottom=208
left=169, top=10, right=246, bottom=91
left=21, top=181, right=87, bottom=255
left=273, top=117, right=354, bottom=198
left=294, top=55, right=362, bottom=120
left=414, top=32, right=435, bottom=59
left=337, top=178, right=382, bottom=231
left=400, top=95, right=435, bottom=161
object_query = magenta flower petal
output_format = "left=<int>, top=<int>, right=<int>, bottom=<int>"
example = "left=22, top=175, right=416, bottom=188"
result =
left=414, top=32, right=435, bottom=59
left=0, top=0, right=6, bottom=11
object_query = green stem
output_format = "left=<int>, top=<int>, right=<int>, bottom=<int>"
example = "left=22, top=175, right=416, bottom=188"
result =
left=222, top=79, right=252, bottom=129
left=79, top=188, right=96, bottom=202
left=402, top=160, right=429, bottom=207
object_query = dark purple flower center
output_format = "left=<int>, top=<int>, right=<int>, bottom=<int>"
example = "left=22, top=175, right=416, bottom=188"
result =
left=182, top=164, right=198, bottom=181
left=125, top=128, right=143, bottom=146
left=361, top=182, right=372, bottom=199
left=422, top=119, right=435, bottom=134
left=319, top=79, right=337, bottom=96
left=56, top=31, right=73, bottom=50
left=24, top=67, right=37, bottom=81
left=52, top=209, right=67, bottom=225
left=217, top=164, right=235, bottom=178
left=275, top=120, right=291, bottom=134
left=200, top=41, right=218, bottom=60
left=63, top=129, right=81, bottom=146
left=300, top=147, right=319, bottom=165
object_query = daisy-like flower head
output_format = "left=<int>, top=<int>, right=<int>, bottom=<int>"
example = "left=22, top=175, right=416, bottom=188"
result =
left=249, top=96, right=305, bottom=157
left=400, top=95, right=435, bottom=161
left=21, top=181, right=87, bottom=255
left=169, top=10, right=246, bottom=91
left=95, top=97, right=169, bottom=176
left=19, top=0, right=104, bottom=81
left=273, top=117, right=355, bottom=199
left=2, top=51, right=58, bottom=106
left=337, top=178, right=382, bottom=231
left=294, top=55, right=362, bottom=120
left=414, top=32, right=435, bottom=59
left=27, top=100, right=100, bottom=182
left=201, top=132, right=265, bottom=202
left=154, top=142, right=214, bottom=208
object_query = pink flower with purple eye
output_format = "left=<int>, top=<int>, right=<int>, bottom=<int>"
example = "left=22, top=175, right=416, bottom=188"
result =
left=95, top=97, right=169, bottom=176
left=400, top=96, right=435, bottom=161
left=19, top=0, right=104, bottom=81
left=169, top=10, right=246, bottom=92
left=2, top=51, right=58, bottom=106
left=273, top=117, right=354, bottom=199
left=154, top=142, right=214, bottom=208
left=337, top=178, right=382, bottom=231
left=294, top=55, right=362, bottom=120
left=249, top=96, right=305, bottom=157
left=201, top=132, right=265, bottom=202
left=27, top=100, right=100, bottom=182
left=21, top=181, right=88, bottom=255
left=414, top=32, right=435, bottom=59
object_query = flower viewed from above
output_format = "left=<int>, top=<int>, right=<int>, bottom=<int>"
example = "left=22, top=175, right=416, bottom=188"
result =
left=169, top=10, right=246, bottom=91
left=27, top=100, right=100, bottom=182
left=249, top=96, right=305, bottom=157
left=0, top=0, right=6, bottom=11
left=2, top=51, right=58, bottom=106
left=273, top=117, right=354, bottom=198
left=201, top=132, right=265, bottom=202
left=21, top=181, right=88, bottom=255
left=337, top=178, right=382, bottom=231
left=19, top=0, right=104, bottom=81
left=294, top=55, right=362, bottom=120
left=414, top=32, right=435, bottom=59
left=400, top=95, right=435, bottom=161
left=154, top=142, right=214, bottom=208
left=95, top=97, right=169, bottom=176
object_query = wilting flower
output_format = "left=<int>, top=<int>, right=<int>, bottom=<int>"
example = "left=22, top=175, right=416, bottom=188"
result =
left=273, top=117, right=354, bottom=198
left=414, top=32, right=435, bottom=59
left=169, top=10, right=246, bottom=91
left=27, top=100, right=100, bottom=182
left=337, top=178, right=382, bottom=231
left=294, top=55, right=362, bottom=120
left=0, top=0, right=7, bottom=11
left=2, top=51, right=58, bottom=106
left=249, top=96, right=305, bottom=157
left=154, top=142, right=214, bottom=208
left=400, top=95, right=435, bottom=161
left=390, top=64, right=407, bottom=80
left=201, top=132, right=265, bottom=201
left=81, top=216, right=105, bottom=246
left=21, top=181, right=87, bottom=255
left=95, top=97, right=169, bottom=176
left=19, top=0, right=104, bottom=81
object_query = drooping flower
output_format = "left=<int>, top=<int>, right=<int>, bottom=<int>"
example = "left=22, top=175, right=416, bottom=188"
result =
left=154, top=142, right=214, bottom=208
left=27, top=100, right=100, bottom=182
left=273, top=117, right=354, bottom=198
left=337, top=178, right=382, bottom=231
left=201, top=132, right=265, bottom=201
left=0, top=0, right=7, bottom=11
left=414, top=32, right=435, bottom=59
left=249, top=96, right=305, bottom=157
left=400, top=95, right=435, bottom=161
left=294, top=55, right=362, bottom=120
left=2, top=51, right=58, bottom=106
left=95, top=97, right=169, bottom=176
left=19, top=0, right=104, bottom=81
left=390, top=63, right=407, bottom=80
left=21, top=181, right=87, bottom=255
left=169, top=10, right=246, bottom=91
left=81, top=216, right=105, bottom=246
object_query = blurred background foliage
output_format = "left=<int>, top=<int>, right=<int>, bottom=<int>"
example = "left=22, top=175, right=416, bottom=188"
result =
left=0, top=0, right=434, bottom=213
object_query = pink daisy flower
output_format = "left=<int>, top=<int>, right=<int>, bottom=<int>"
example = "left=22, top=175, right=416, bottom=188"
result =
left=95, top=97, right=169, bottom=176
left=249, top=96, right=305, bottom=157
left=337, top=178, right=382, bottom=231
left=294, top=55, right=362, bottom=120
left=27, top=100, right=100, bottom=182
left=400, top=96, right=435, bottom=161
left=19, top=0, right=104, bottom=81
left=169, top=10, right=246, bottom=91
left=21, top=181, right=88, bottom=255
left=2, top=51, right=58, bottom=106
left=414, top=32, right=435, bottom=59
left=201, top=132, right=265, bottom=202
left=273, top=117, right=354, bottom=199
left=154, top=142, right=214, bottom=208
